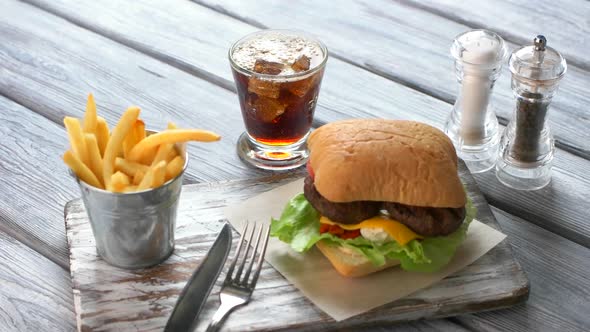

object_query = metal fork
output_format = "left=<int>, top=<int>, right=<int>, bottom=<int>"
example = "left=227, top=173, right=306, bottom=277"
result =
left=205, top=222, right=270, bottom=332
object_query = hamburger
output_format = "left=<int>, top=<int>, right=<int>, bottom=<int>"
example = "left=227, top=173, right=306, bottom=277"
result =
left=270, top=119, right=476, bottom=277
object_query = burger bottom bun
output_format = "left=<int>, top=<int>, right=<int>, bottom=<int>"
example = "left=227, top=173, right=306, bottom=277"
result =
left=316, top=240, right=400, bottom=278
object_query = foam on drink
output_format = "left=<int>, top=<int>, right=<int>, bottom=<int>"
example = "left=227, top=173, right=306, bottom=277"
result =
left=231, top=31, right=324, bottom=76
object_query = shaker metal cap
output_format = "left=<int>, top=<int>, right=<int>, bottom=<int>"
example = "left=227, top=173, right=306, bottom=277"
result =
left=509, top=35, right=567, bottom=82
left=450, top=29, right=507, bottom=67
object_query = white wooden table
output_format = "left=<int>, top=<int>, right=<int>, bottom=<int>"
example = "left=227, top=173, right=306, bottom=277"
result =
left=1, top=0, right=589, bottom=330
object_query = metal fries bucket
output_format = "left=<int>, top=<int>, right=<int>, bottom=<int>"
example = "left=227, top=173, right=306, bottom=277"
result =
left=72, top=140, right=187, bottom=269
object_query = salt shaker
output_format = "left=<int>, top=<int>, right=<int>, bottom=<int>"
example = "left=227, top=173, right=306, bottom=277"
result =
left=445, top=30, right=507, bottom=173
left=496, top=35, right=567, bottom=190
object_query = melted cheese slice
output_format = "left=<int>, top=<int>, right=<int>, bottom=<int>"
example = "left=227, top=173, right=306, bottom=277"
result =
left=320, top=216, right=423, bottom=245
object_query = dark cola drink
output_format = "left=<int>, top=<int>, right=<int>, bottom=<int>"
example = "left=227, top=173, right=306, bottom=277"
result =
left=230, top=30, right=328, bottom=170
left=232, top=65, right=324, bottom=145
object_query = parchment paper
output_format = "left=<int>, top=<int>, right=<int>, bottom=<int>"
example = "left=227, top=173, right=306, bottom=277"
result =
left=223, top=178, right=506, bottom=321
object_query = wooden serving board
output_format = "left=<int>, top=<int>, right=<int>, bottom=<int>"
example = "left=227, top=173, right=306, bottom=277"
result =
left=64, top=162, right=529, bottom=331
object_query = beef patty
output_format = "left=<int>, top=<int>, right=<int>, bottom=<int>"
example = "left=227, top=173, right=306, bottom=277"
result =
left=303, top=176, right=381, bottom=224
left=304, top=176, right=465, bottom=236
left=383, top=202, right=465, bottom=236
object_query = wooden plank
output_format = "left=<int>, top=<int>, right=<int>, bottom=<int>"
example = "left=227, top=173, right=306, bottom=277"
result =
left=64, top=162, right=528, bottom=331
left=0, top=96, right=78, bottom=267
left=403, top=0, right=590, bottom=70
left=0, top=0, right=269, bottom=185
left=0, top=0, right=284, bottom=265
left=189, top=0, right=590, bottom=159
left=18, top=0, right=590, bottom=249
left=457, top=207, right=590, bottom=331
left=0, top=230, right=75, bottom=332
left=0, top=0, right=258, bottom=267
left=23, top=0, right=237, bottom=92
left=473, top=149, right=590, bottom=248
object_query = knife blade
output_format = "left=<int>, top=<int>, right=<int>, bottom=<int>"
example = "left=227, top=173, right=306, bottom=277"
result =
left=165, top=223, right=232, bottom=332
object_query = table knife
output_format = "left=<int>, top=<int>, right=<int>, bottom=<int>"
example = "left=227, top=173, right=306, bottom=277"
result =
left=165, top=223, right=232, bottom=332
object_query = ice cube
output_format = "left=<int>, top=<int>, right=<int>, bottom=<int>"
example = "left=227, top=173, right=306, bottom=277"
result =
left=249, top=96, right=287, bottom=123
left=253, top=59, right=284, bottom=75
left=287, top=75, right=316, bottom=97
left=248, top=77, right=281, bottom=98
left=291, top=55, right=310, bottom=72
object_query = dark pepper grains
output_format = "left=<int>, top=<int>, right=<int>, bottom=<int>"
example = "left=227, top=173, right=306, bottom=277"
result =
left=510, top=91, right=549, bottom=163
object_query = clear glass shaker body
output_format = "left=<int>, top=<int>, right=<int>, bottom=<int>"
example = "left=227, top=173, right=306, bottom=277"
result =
left=445, top=30, right=507, bottom=173
left=496, top=36, right=567, bottom=190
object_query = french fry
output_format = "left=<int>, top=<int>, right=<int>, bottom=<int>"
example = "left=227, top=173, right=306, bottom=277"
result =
left=138, top=146, right=158, bottom=165
left=133, top=170, right=145, bottom=186
left=123, top=119, right=145, bottom=158
left=115, top=157, right=149, bottom=177
left=84, top=134, right=104, bottom=187
left=82, top=93, right=98, bottom=134
left=63, top=150, right=103, bottom=189
left=165, top=148, right=178, bottom=162
left=137, top=161, right=166, bottom=190
left=152, top=161, right=167, bottom=188
left=150, top=121, right=179, bottom=165
left=103, top=106, right=141, bottom=188
left=165, top=155, right=184, bottom=181
left=128, top=129, right=220, bottom=162
left=123, top=185, right=138, bottom=193
left=95, top=116, right=110, bottom=157
left=110, top=171, right=130, bottom=193
left=122, top=131, right=136, bottom=159
left=151, top=143, right=174, bottom=166
left=137, top=168, right=154, bottom=190
left=136, top=119, right=146, bottom=141
left=64, top=117, right=89, bottom=166
left=64, top=96, right=218, bottom=193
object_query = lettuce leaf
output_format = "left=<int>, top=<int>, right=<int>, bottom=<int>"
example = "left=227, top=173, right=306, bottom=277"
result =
left=270, top=193, right=477, bottom=273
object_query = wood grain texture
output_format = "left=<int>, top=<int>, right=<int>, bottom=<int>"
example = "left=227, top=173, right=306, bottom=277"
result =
left=456, top=207, right=590, bottom=332
left=0, top=95, right=79, bottom=267
left=19, top=0, right=455, bottom=130
left=0, top=0, right=270, bottom=184
left=192, top=0, right=590, bottom=159
left=403, top=0, right=590, bottom=70
left=0, top=2, right=587, bottom=331
left=473, top=149, right=590, bottom=249
left=0, top=0, right=281, bottom=265
left=0, top=231, right=75, bottom=332
left=18, top=0, right=590, bottom=249
left=64, top=162, right=528, bottom=331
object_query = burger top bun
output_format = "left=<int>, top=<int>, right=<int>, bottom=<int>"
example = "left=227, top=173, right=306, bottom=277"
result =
left=308, top=119, right=466, bottom=208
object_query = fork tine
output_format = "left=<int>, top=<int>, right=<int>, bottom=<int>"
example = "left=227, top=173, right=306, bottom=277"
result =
left=249, top=224, right=270, bottom=288
left=225, top=221, right=249, bottom=282
left=234, top=222, right=256, bottom=281
left=241, top=223, right=264, bottom=284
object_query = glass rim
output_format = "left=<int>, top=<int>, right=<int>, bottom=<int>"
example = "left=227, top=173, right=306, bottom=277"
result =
left=228, top=29, right=329, bottom=80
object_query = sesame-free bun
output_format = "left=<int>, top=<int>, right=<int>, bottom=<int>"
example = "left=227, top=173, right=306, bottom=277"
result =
left=308, top=119, right=466, bottom=208
left=316, top=240, right=400, bottom=277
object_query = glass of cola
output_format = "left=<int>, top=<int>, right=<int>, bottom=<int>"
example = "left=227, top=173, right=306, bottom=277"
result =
left=229, top=30, right=328, bottom=170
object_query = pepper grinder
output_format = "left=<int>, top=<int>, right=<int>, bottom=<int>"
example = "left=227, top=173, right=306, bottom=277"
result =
left=496, top=35, right=567, bottom=190
left=445, top=30, right=507, bottom=173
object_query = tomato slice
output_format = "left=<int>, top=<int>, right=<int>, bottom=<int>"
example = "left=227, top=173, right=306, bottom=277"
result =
left=319, top=223, right=361, bottom=239
left=340, top=229, right=361, bottom=239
